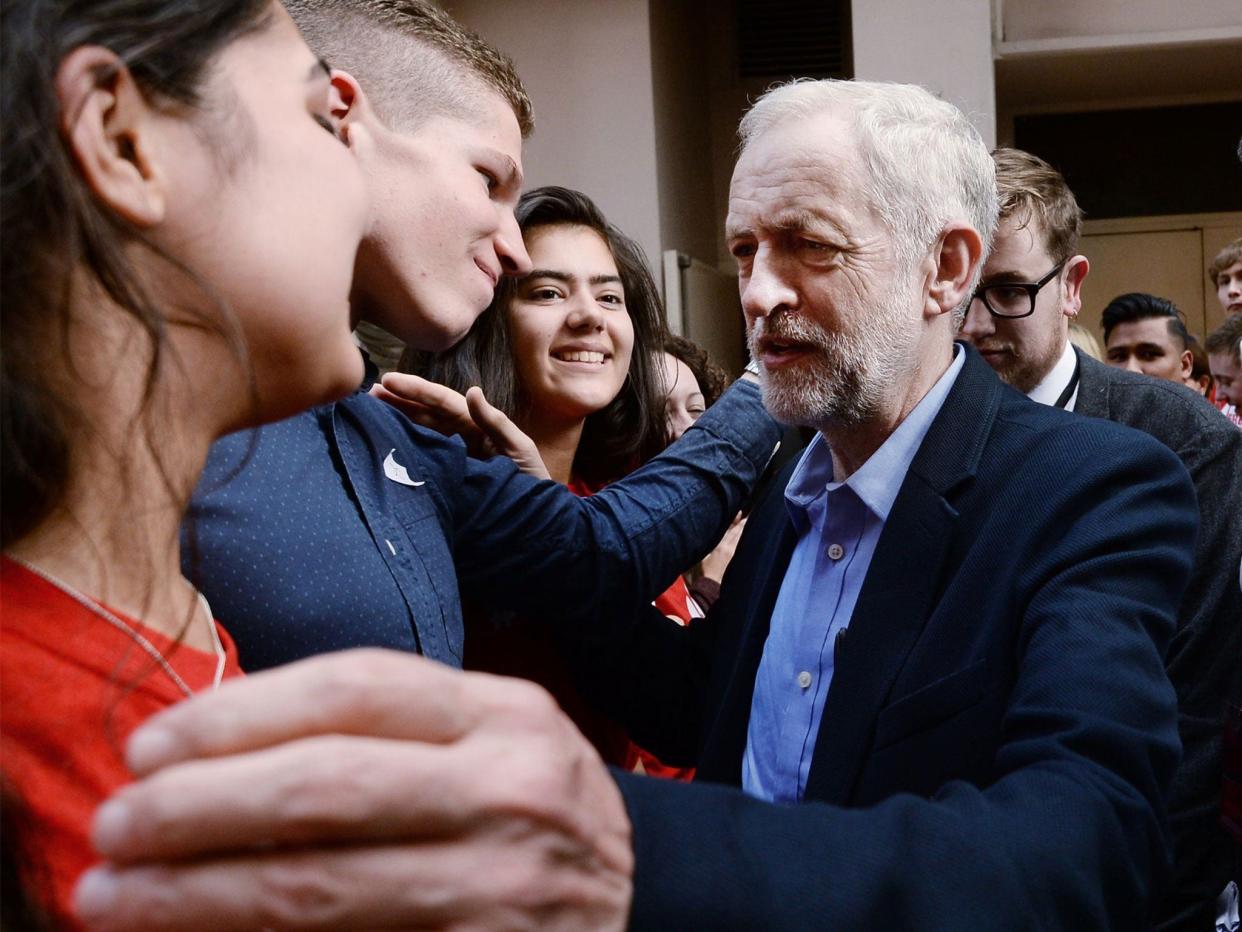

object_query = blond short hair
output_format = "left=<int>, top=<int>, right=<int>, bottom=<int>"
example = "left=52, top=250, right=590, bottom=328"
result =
left=1208, top=238, right=1242, bottom=287
left=992, top=148, right=1083, bottom=263
left=284, top=0, right=533, bottom=137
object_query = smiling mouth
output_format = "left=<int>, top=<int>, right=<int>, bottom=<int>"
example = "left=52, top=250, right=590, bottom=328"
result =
left=474, top=259, right=498, bottom=287
left=552, top=350, right=608, bottom=364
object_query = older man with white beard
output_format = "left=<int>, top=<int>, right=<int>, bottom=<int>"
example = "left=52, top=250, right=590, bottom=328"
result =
left=79, top=81, right=1198, bottom=932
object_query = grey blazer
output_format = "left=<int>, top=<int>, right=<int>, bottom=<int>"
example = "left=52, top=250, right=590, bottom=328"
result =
left=1074, top=348, right=1242, bottom=929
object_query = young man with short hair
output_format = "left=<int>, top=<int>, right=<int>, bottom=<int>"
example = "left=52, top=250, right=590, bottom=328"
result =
left=183, top=0, right=778, bottom=671
left=1206, top=313, right=1242, bottom=427
left=1210, top=238, right=1242, bottom=317
left=961, top=147, right=1242, bottom=929
left=1100, top=292, right=1194, bottom=384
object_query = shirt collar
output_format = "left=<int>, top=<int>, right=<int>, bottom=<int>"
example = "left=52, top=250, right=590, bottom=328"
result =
left=785, top=344, right=966, bottom=525
left=1026, top=340, right=1077, bottom=408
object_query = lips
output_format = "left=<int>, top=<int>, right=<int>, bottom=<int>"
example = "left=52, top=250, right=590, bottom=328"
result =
left=474, top=258, right=499, bottom=288
left=973, top=343, right=1012, bottom=359
left=551, top=345, right=611, bottom=365
left=755, top=336, right=816, bottom=369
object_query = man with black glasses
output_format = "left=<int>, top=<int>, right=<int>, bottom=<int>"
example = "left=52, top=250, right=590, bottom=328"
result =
left=961, top=147, right=1242, bottom=931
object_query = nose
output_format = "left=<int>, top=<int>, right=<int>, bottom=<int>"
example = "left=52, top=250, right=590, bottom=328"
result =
left=565, top=288, right=605, bottom=330
left=958, top=296, right=992, bottom=342
left=740, top=248, right=797, bottom=322
left=1122, top=356, right=1144, bottom=374
left=495, top=208, right=532, bottom=276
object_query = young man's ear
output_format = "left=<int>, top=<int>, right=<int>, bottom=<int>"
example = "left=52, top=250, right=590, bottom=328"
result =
left=55, top=46, right=164, bottom=227
left=1061, top=255, right=1090, bottom=318
left=329, top=69, right=372, bottom=151
left=925, top=223, right=984, bottom=319
left=1178, top=348, right=1194, bottom=381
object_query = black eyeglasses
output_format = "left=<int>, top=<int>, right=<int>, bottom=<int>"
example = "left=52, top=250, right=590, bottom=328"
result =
left=970, top=261, right=1066, bottom=319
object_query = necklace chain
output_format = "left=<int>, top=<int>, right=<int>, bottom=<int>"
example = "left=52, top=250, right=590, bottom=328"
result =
left=9, top=557, right=224, bottom=698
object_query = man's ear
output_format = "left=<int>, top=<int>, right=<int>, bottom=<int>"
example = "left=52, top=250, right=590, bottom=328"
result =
left=1061, top=254, right=1089, bottom=319
left=330, top=69, right=374, bottom=152
left=1178, top=348, right=1194, bottom=380
left=926, top=223, right=984, bottom=319
left=55, top=46, right=164, bottom=227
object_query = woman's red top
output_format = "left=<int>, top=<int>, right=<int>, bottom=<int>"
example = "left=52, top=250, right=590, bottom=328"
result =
left=0, top=557, right=244, bottom=928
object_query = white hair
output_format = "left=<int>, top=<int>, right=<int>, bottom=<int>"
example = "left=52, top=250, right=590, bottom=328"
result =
left=739, top=80, right=998, bottom=316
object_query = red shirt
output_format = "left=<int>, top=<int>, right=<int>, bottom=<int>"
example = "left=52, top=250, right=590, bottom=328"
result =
left=0, top=557, right=243, bottom=928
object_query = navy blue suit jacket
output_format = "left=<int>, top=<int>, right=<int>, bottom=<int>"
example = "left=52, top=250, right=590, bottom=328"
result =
left=577, top=347, right=1197, bottom=929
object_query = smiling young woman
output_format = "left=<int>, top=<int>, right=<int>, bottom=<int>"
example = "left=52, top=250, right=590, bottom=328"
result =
left=413, top=186, right=667, bottom=486
left=0, top=0, right=366, bottom=923
left=406, top=186, right=702, bottom=771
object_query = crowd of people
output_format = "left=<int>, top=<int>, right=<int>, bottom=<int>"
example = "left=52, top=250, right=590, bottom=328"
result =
left=1, top=1, right=1239, bottom=930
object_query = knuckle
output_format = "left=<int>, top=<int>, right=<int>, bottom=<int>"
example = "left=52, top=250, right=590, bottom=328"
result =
left=254, top=858, right=346, bottom=927
left=500, top=678, right=562, bottom=726
left=274, top=740, right=379, bottom=835
left=316, top=649, right=405, bottom=717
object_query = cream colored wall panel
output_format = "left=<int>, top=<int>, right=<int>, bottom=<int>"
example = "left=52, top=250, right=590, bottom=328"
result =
left=1079, top=229, right=1204, bottom=339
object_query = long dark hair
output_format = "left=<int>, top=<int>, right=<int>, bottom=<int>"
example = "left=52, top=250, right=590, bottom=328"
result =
left=1, top=0, right=272, bottom=548
left=408, top=186, right=668, bottom=483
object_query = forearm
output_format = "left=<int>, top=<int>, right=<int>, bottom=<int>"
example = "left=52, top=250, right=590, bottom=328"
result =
left=455, top=379, right=779, bottom=616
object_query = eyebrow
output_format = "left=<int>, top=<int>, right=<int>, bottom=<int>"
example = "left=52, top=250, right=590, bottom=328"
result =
left=484, top=148, right=523, bottom=189
left=526, top=269, right=623, bottom=286
left=726, top=207, right=843, bottom=241
left=979, top=270, right=1033, bottom=285
left=1110, top=341, right=1166, bottom=351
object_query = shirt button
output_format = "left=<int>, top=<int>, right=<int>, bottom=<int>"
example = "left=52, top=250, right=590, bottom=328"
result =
left=797, top=671, right=813, bottom=689
left=827, top=543, right=844, bottom=560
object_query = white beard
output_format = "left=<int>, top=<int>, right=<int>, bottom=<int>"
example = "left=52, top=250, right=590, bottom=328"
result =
left=749, top=283, right=917, bottom=430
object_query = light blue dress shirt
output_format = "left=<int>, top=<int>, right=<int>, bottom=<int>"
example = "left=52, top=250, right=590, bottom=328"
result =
left=742, top=346, right=966, bottom=803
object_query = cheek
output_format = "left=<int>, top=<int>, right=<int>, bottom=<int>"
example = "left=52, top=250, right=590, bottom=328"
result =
left=613, top=316, right=636, bottom=366
left=508, top=311, right=553, bottom=381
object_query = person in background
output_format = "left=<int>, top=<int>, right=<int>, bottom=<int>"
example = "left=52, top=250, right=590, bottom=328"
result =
left=1206, top=313, right=1242, bottom=427
left=661, top=334, right=729, bottom=442
left=1101, top=292, right=1194, bottom=385
left=659, top=334, right=744, bottom=615
left=1210, top=238, right=1242, bottom=317
left=961, top=147, right=1242, bottom=928
left=0, top=0, right=369, bottom=922
left=1185, top=333, right=1215, bottom=398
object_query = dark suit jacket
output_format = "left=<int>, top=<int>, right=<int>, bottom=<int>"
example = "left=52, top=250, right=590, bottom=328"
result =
left=577, top=347, right=1198, bottom=930
left=1073, top=349, right=1242, bottom=929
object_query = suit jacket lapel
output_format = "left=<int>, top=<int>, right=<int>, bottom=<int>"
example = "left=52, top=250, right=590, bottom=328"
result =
left=804, top=346, right=1002, bottom=804
left=695, top=461, right=800, bottom=784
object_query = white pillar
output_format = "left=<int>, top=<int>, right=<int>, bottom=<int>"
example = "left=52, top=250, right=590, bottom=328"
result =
left=852, top=0, right=996, bottom=147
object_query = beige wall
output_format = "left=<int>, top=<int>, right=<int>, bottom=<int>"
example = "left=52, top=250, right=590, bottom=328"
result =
left=1002, top=0, right=1242, bottom=41
left=852, top=0, right=996, bottom=147
left=648, top=1, right=719, bottom=266
left=445, top=0, right=665, bottom=274
left=447, top=0, right=1000, bottom=281
left=1080, top=213, right=1242, bottom=342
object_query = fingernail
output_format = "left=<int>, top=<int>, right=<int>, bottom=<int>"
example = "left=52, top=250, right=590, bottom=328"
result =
left=126, top=725, right=179, bottom=773
left=74, top=867, right=119, bottom=923
left=91, top=799, right=132, bottom=854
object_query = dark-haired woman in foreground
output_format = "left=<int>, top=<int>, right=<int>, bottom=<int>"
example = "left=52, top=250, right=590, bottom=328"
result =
left=0, top=1, right=365, bottom=922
